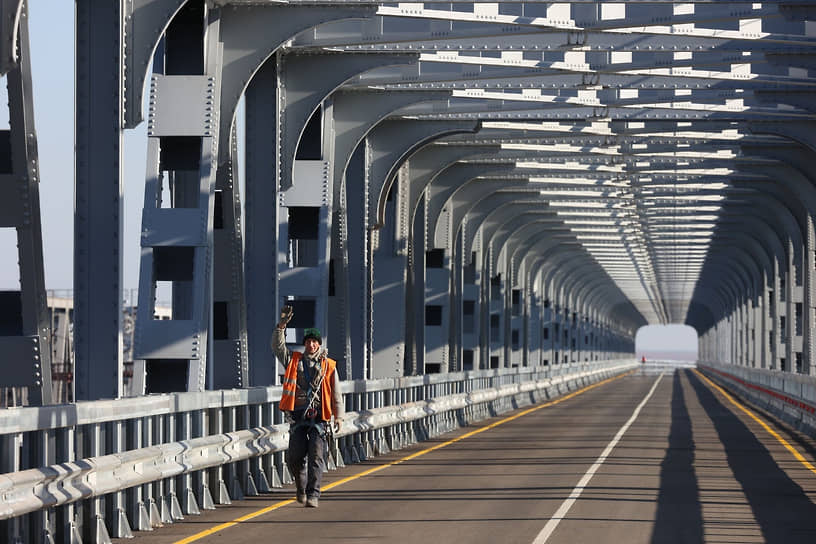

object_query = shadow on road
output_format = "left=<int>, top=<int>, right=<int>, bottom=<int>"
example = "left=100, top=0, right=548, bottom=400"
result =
left=685, top=369, right=816, bottom=543
left=650, top=370, right=704, bottom=543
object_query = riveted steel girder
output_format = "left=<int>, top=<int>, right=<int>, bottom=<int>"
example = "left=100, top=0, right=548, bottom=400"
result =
left=0, top=0, right=21, bottom=76
left=750, top=121, right=816, bottom=155
left=508, top=221, right=574, bottom=287
left=489, top=211, right=562, bottom=277
left=277, top=52, right=419, bottom=190
left=463, top=191, right=544, bottom=260
left=404, top=144, right=501, bottom=230
left=123, top=0, right=188, bottom=127
left=366, top=119, right=480, bottom=228
left=74, top=0, right=125, bottom=401
left=294, top=25, right=816, bottom=55
left=546, top=254, right=641, bottom=333
left=329, top=89, right=449, bottom=378
left=426, top=163, right=526, bottom=249
left=544, top=256, right=644, bottom=331
left=216, top=4, right=378, bottom=157
left=441, top=179, right=535, bottom=252
left=0, top=1, right=52, bottom=405
left=243, top=57, right=281, bottom=387
left=332, top=89, right=450, bottom=202
left=133, top=4, right=223, bottom=395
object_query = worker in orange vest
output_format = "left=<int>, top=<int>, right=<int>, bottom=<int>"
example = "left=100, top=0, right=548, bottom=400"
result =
left=273, top=305, right=343, bottom=508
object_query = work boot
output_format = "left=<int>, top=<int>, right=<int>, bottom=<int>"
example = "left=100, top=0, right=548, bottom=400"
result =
left=296, top=492, right=306, bottom=504
left=305, top=496, right=319, bottom=508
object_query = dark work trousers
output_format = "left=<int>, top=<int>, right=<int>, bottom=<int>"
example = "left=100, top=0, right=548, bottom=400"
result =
left=287, top=419, right=328, bottom=499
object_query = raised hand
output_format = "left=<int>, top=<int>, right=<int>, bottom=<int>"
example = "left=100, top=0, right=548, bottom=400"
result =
left=279, top=305, right=294, bottom=328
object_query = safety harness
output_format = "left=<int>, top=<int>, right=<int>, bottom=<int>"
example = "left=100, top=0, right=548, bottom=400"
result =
left=292, top=352, right=330, bottom=437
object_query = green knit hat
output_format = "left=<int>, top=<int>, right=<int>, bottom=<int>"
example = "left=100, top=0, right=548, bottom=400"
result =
left=302, top=327, right=322, bottom=345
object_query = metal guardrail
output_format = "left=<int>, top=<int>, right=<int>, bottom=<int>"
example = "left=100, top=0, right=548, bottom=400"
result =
left=0, top=359, right=638, bottom=542
left=698, top=361, right=816, bottom=435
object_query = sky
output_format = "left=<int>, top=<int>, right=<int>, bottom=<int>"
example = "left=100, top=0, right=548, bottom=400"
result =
left=2, top=4, right=698, bottom=357
left=636, top=324, right=699, bottom=361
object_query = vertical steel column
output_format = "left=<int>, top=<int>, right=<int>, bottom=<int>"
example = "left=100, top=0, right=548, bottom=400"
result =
left=0, top=1, right=52, bottom=405
left=737, top=299, right=745, bottom=366
left=768, top=262, right=787, bottom=370
left=345, top=143, right=370, bottom=379
left=502, top=260, right=512, bottom=368
left=370, top=165, right=409, bottom=378
left=211, top=129, right=249, bottom=389
left=244, top=57, right=280, bottom=386
left=133, top=2, right=222, bottom=393
left=450, top=228, right=466, bottom=371
left=785, top=240, right=795, bottom=370
left=807, top=214, right=815, bottom=375
left=329, top=154, right=353, bottom=379
left=760, top=270, right=770, bottom=368
left=74, top=0, right=124, bottom=400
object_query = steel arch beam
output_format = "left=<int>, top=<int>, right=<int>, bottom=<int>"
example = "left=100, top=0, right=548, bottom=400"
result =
left=438, top=178, right=534, bottom=251
left=749, top=120, right=816, bottom=156
left=218, top=5, right=378, bottom=158
left=425, top=163, right=525, bottom=249
left=328, top=89, right=451, bottom=378
left=717, top=212, right=786, bottom=274
left=538, top=249, right=637, bottom=327
left=405, top=144, right=501, bottom=229
left=124, top=0, right=188, bottom=127
left=694, top=264, right=748, bottom=326
left=332, top=89, right=451, bottom=207
left=488, top=209, right=563, bottom=276
left=526, top=243, right=632, bottom=325
left=277, top=52, right=421, bottom=190
left=694, top=255, right=756, bottom=330
left=0, top=0, right=22, bottom=76
left=367, top=119, right=481, bottom=229
left=462, top=192, right=546, bottom=260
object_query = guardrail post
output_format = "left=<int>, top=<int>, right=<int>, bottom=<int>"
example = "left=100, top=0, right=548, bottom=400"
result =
left=211, top=407, right=231, bottom=505
left=266, top=403, right=282, bottom=488
left=110, top=420, right=132, bottom=538
left=154, top=414, right=172, bottom=525
left=274, top=404, right=293, bottom=486
left=168, top=413, right=184, bottom=521
left=1, top=432, right=20, bottom=541
left=245, top=403, right=262, bottom=493
left=126, top=416, right=147, bottom=532
left=179, top=411, right=200, bottom=516
left=194, top=408, right=215, bottom=511
left=90, top=423, right=112, bottom=543
left=146, top=416, right=162, bottom=529
left=226, top=406, right=245, bottom=500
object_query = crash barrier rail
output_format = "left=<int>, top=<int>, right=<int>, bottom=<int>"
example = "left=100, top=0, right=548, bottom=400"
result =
left=0, top=359, right=638, bottom=542
left=698, top=362, right=816, bottom=436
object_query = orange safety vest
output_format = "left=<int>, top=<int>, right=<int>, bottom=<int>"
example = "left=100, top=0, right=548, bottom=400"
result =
left=279, top=351, right=337, bottom=421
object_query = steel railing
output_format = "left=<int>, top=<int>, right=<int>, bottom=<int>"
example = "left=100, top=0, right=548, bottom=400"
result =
left=698, top=361, right=816, bottom=434
left=0, top=359, right=638, bottom=542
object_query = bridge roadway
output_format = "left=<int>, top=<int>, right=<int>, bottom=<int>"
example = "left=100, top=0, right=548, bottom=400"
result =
left=114, top=367, right=816, bottom=544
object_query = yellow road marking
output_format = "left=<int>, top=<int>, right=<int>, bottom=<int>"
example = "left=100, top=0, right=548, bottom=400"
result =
left=174, top=369, right=635, bottom=543
left=694, top=369, right=816, bottom=475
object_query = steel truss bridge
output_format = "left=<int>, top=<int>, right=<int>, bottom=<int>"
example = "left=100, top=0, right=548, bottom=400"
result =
left=2, top=1, right=816, bottom=542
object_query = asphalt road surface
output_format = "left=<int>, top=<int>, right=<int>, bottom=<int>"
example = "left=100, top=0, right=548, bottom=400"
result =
left=115, top=367, right=816, bottom=544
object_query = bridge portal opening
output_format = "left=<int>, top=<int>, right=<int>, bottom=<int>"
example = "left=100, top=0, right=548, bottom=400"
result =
left=635, top=324, right=698, bottom=362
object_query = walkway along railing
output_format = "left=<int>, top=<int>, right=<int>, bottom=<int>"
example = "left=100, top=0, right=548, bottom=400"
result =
left=698, top=362, right=816, bottom=436
left=0, top=359, right=638, bottom=542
